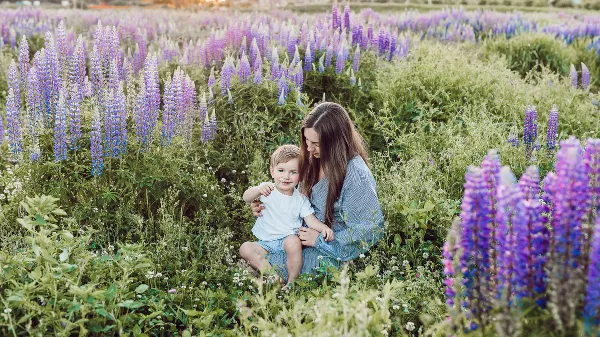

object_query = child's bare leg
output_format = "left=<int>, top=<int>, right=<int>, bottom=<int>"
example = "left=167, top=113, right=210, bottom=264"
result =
left=239, top=242, right=270, bottom=273
left=283, top=235, right=303, bottom=286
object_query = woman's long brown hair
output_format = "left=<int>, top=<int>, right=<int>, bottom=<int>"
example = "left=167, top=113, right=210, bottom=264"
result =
left=299, top=102, right=368, bottom=227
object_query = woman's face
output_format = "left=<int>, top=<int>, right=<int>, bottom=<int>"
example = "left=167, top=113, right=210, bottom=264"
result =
left=304, top=128, right=320, bottom=159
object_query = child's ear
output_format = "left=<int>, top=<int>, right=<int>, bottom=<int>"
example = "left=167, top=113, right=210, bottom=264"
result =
left=269, top=166, right=274, bottom=177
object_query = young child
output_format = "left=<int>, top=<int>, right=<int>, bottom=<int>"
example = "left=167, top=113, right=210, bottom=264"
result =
left=240, top=144, right=334, bottom=288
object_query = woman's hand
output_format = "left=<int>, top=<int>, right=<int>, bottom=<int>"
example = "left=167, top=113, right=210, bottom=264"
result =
left=251, top=200, right=264, bottom=217
left=298, top=227, right=321, bottom=247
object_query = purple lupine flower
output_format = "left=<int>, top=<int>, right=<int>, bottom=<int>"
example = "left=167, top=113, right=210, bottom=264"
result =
left=352, top=47, right=360, bottom=73
left=547, top=105, right=558, bottom=151
left=584, top=217, right=600, bottom=334
left=7, top=60, right=21, bottom=114
left=68, top=83, right=82, bottom=150
left=459, top=166, right=493, bottom=329
left=238, top=53, right=251, bottom=84
left=201, top=111, right=211, bottom=143
left=332, top=4, right=339, bottom=30
left=135, top=53, right=160, bottom=150
left=90, top=107, right=104, bottom=177
left=515, top=166, right=548, bottom=306
left=18, top=36, right=29, bottom=87
left=295, top=62, right=304, bottom=91
left=318, top=54, right=325, bottom=73
left=524, top=105, right=538, bottom=160
left=494, top=167, right=519, bottom=300
left=209, top=108, right=217, bottom=140
left=349, top=69, right=356, bottom=86
left=199, top=92, right=208, bottom=122
left=90, top=45, right=104, bottom=105
left=253, top=55, right=263, bottom=85
left=304, top=42, right=313, bottom=72
left=546, top=137, right=589, bottom=330
left=250, top=37, right=259, bottom=68
left=335, top=48, right=345, bottom=74
left=53, top=91, right=67, bottom=162
left=55, top=20, right=67, bottom=73
left=26, top=66, right=42, bottom=157
left=508, top=125, right=519, bottom=147
left=295, top=88, right=304, bottom=107
left=162, top=77, right=176, bottom=146
left=325, top=43, right=333, bottom=68
left=343, top=4, right=351, bottom=30
left=481, top=150, right=500, bottom=287
left=220, top=56, right=235, bottom=96
left=70, top=36, right=86, bottom=90
left=208, top=66, right=216, bottom=88
left=278, top=87, right=285, bottom=106
left=583, top=139, right=600, bottom=281
left=277, top=74, right=288, bottom=101
left=389, top=34, right=397, bottom=62
left=581, top=62, right=590, bottom=90
left=5, top=89, right=23, bottom=161
left=570, top=64, right=578, bottom=89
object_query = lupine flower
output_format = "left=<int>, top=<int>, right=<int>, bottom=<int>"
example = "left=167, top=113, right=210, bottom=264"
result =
left=68, top=84, right=82, bottom=150
left=294, top=62, right=303, bottom=91
left=584, top=218, right=600, bottom=334
left=162, top=78, right=176, bottom=146
left=546, top=137, right=589, bottom=331
left=55, top=20, right=67, bottom=73
left=332, top=4, right=339, bottom=30
left=7, top=60, right=21, bottom=114
left=221, top=56, right=235, bottom=96
left=253, top=55, right=263, bottom=85
left=277, top=74, right=288, bottom=101
left=343, top=4, right=351, bottom=30
left=546, top=105, right=558, bottom=151
left=238, top=53, right=251, bottom=83
left=570, top=64, right=578, bottom=89
left=278, top=88, right=285, bottom=106
left=335, top=47, right=345, bottom=74
left=443, top=218, right=461, bottom=311
left=459, top=166, right=493, bottom=329
left=581, top=63, right=590, bottom=90
left=524, top=105, right=538, bottom=160
left=352, top=46, right=360, bottom=73
left=508, top=125, right=519, bottom=147
left=295, top=88, right=304, bottom=107
left=201, top=112, right=211, bottom=143
left=18, top=35, right=29, bottom=87
left=5, top=89, right=23, bottom=162
left=304, top=42, right=313, bottom=72
left=250, top=37, right=259, bottom=67
left=26, top=66, right=42, bottom=159
left=208, top=66, right=216, bottom=88
left=53, top=91, right=68, bottom=162
left=583, top=139, right=600, bottom=279
left=199, top=92, right=208, bottom=122
left=349, top=68, right=356, bottom=86
left=325, top=43, right=333, bottom=67
left=90, top=106, right=104, bottom=177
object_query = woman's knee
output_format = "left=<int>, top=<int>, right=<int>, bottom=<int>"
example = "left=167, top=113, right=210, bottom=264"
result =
left=283, top=235, right=302, bottom=251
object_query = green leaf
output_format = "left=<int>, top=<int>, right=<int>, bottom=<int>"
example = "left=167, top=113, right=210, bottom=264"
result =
left=103, top=284, right=117, bottom=300
left=135, top=284, right=149, bottom=294
left=59, top=249, right=69, bottom=262
left=94, top=308, right=113, bottom=320
left=67, top=303, right=81, bottom=314
left=394, top=234, right=402, bottom=247
left=118, top=300, right=144, bottom=309
left=34, top=214, right=46, bottom=225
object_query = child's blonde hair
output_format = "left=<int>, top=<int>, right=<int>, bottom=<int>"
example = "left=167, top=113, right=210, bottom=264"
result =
left=270, top=145, right=300, bottom=167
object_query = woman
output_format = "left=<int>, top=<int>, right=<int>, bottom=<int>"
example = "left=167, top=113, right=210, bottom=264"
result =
left=251, top=102, right=384, bottom=280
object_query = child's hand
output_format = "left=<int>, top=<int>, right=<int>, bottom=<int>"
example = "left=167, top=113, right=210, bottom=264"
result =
left=322, top=228, right=335, bottom=242
left=258, top=182, right=275, bottom=197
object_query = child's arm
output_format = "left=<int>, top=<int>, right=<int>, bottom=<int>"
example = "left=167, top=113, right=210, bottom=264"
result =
left=303, top=214, right=334, bottom=241
left=242, top=182, right=275, bottom=203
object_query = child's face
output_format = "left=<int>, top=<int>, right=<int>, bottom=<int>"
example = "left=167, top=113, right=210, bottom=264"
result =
left=270, top=158, right=300, bottom=192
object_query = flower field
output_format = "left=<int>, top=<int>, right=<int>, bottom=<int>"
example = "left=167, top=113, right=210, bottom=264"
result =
left=0, top=4, right=600, bottom=336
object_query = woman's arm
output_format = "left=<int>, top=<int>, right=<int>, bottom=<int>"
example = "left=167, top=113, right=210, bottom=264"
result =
left=311, top=161, right=384, bottom=261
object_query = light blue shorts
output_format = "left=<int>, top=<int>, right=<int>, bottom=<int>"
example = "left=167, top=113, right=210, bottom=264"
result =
left=257, top=234, right=298, bottom=254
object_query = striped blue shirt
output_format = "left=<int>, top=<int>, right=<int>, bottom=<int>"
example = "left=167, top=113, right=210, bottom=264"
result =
left=266, top=155, right=385, bottom=280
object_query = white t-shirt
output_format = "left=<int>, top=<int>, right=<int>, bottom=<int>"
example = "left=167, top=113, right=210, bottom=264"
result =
left=252, top=187, right=315, bottom=241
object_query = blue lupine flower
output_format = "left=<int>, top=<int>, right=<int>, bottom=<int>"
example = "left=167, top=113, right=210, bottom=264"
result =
left=343, top=4, right=351, bottom=30
left=352, top=47, right=360, bottom=73
left=7, top=60, right=21, bottom=114
left=335, top=47, right=345, bottom=74
left=546, top=105, right=558, bottom=151
left=90, top=107, right=104, bottom=177
left=277, top=74, right=288, bottom=101
left=208, top=66, right=216, bottom=88
left=584, top=218, right=600, bottom=334
left=53, top=91, right=67, bottom=162
left=199, top=92, right=208, bottom=122
left=304, top=42, right=313, bottom=72
left=68, top=83, right=82, bottom=150
left=18, top=36, right=29, bottom=87
left=238, top=53, right=251, bottom=83
left=220, top=56, right=235, bottom=96
left=253, top=55, right=263, bottom=85
left=162, top=78, right=176, bottom=146
left=524, top=105, right=538, bottom=160
left=581, top=62, right=590, bottom=90
left=325, top=43, right=333, bottom=68
left=570, top=64, right=578, bottom=88
left=5, top=89, right=23, bottom=161
left=508, top=125, right=519, bottom=147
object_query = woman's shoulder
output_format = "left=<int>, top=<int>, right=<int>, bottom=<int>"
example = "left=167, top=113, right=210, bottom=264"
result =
left=344, top=155, right=375, bottom=186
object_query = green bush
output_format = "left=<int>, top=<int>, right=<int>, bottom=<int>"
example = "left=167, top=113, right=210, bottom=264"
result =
left=485, top=33, right=576, bottom=78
